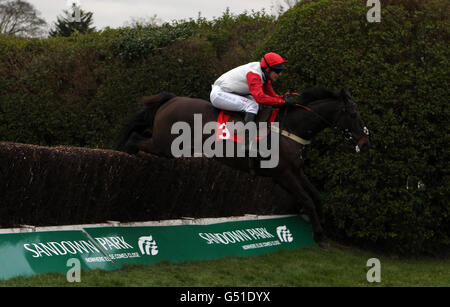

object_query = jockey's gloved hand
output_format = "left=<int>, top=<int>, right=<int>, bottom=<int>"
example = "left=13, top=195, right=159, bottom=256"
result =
left=283, top=94, right=301, bottom=106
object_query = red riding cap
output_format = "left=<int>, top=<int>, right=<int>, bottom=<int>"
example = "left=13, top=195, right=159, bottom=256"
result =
left=260, top=52, right=287, bottom=69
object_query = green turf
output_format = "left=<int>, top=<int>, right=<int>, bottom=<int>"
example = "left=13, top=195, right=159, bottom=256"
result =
left=1, top=243, right=449, bottom=286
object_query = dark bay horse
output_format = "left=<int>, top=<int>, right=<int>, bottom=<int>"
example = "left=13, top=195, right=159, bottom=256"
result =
left=115, top=88, right=370, bottom=249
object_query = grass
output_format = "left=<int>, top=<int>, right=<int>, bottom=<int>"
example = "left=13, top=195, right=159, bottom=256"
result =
left=1, top=242, right=449, bottom=287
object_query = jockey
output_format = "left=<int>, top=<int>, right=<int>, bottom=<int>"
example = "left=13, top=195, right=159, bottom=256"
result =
left=210, top=52, right=292, bottom=154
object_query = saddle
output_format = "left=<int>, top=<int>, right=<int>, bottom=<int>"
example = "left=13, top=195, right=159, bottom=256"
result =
left=215, top=106, right=279, bottom=143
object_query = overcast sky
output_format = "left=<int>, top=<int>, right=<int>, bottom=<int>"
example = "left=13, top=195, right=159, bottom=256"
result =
left=30, top=0, right=283, bottom=30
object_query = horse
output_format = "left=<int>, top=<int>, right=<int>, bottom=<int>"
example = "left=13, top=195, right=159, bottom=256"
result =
left=114, top=88, right=370, bottom=250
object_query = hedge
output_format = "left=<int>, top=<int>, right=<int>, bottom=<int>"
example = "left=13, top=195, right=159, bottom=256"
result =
left=262, top=0, right=449, bottom=255
left=0, top=4, right=448, bottom=255
left=0, top=11, right=275, bottom=148
left=0, top=142, right=295, bottom=227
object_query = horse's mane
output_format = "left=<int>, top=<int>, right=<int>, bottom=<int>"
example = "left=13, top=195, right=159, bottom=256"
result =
left=300, top=87, right=339, bottom=106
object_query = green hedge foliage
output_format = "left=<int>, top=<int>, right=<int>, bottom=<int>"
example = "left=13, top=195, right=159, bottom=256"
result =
left=0, top=3, right=448, bottom=255
left=262, top=0, right=449, bottom=255
left=0, top=10, right=275, bottom=148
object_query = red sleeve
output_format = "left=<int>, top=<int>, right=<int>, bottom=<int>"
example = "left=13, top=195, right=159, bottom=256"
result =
left=263, top=80, right=282, bottom=98
left=246, top=72, right=285, bottom=106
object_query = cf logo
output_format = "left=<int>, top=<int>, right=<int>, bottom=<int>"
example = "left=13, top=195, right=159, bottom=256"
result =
left=138, top=236, right=159, bottom=256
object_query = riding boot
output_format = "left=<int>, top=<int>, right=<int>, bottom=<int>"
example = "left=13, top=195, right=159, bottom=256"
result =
left=243, top=112, right=257, bottom=155
left=243, top=112, right=257, bottom=174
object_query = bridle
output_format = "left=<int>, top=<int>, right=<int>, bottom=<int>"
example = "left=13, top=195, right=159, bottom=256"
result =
left=291, top=100, right=356, bottom=142
left=271, top=95, right=369, bottom=157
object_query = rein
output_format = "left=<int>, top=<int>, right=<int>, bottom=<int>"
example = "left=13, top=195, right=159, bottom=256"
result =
left=270, top=103, right=313, bottom=146
left=294, top=103, right=336, bottom=129
left=272, top=99, right=353, bottom=145
left=294, top=102, right=354, bottom=142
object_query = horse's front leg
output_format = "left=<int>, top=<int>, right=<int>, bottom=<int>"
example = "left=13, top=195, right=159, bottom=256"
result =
left=123, top=132, right=148, bottom=155
left=298, top=168, right=324, bottom=225
left=124, top=131, right=171, bottom=157
left=277, top=169, right=330, bottom=250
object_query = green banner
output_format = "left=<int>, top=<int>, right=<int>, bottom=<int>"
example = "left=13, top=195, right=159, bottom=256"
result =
left=83, top=216, right=314, bottom=267
left=0, top=230, right=115, bottom=280
left=0, top=216, right=314, bottom=280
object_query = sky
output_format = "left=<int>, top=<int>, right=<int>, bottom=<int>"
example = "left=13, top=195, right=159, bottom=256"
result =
left=30, top=0, right=285, bottom=30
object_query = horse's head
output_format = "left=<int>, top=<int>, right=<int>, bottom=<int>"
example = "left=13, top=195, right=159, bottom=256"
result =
left=335, top=89, right=370, bottom=153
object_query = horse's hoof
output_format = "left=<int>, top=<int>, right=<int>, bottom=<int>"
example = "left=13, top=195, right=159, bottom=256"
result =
left=123, top=132, right=144, bottom=155
left=317, top=241, right=330, bottom=251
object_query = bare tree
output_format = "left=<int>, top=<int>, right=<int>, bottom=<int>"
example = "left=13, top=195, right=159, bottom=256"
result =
left=0, top=0, right=47, bottom=37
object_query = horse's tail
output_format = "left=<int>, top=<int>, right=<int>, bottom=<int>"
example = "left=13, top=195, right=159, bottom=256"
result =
left=114, top=92, right=176, bottom=151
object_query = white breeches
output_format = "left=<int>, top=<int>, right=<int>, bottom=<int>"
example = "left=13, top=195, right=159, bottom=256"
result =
left=210, top=85, right=259, bottom=114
